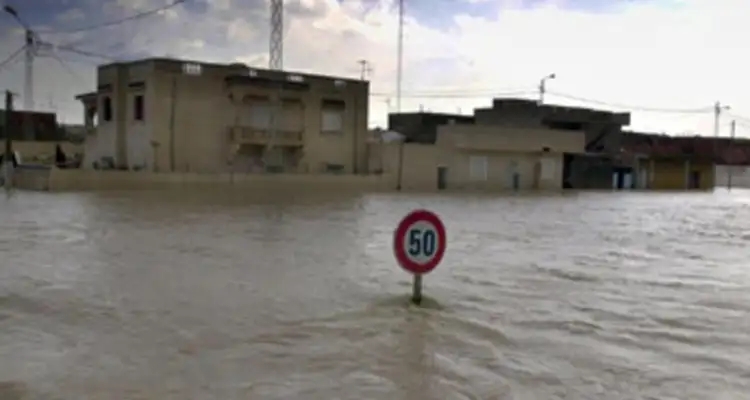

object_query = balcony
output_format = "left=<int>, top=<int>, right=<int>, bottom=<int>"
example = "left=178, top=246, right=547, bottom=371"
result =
left=228, top=126, right=304, bottom=146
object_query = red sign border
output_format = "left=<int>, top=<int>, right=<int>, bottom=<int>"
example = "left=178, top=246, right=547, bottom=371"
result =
left=393, top=209, right=446, bottom=275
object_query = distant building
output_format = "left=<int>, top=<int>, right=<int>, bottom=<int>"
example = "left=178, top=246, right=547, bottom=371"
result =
left=75, top=58, right=369, bottom=173
left=383, top=99, right=632, bottom=190
left=369, top=101, right=587, bottom=191
left=473, top=98, right=630, bottom=153
left=388, top=112, right=475, bottom=144
left=0, top=110, right=63, bottom=142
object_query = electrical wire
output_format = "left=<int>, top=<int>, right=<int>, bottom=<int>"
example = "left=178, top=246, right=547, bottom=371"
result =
left=0, top=45, right=25, bottom=71
left=52, top=43, right=118, bottom=61
left=38, top=0, right=187, bottom=34
left=728, top=114, right=750, bottom=125
left=371, top=90, right=536, bottom=99
left=370, top=88, right=715, bottom=115
left=43, top=51, right=87, bottom=84
left=547, top=91, right=714, bottom=114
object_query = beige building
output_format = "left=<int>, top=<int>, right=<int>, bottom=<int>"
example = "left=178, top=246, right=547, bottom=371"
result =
left=369, top=120, right=586, bottom=191
left=75, top=58, right=369, bottom=174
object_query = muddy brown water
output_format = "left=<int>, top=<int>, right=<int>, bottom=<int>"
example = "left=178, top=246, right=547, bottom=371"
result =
left=1, top=188, right=750, bottom=399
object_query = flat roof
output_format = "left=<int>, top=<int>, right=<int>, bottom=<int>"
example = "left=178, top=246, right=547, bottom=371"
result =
left=98, top=57, right=366, bottom=84
left=74, top=91, right=97, bottom=100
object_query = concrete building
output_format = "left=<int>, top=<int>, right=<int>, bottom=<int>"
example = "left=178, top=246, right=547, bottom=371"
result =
left=75, top=58, right=369, bottom=173
left=388, top=112, right=475, bottom=144
left=622, top=132, right=716, bottom=190
left=380, top=100, right=630, bottom=191
left=370, top=107, right=586, bottom=191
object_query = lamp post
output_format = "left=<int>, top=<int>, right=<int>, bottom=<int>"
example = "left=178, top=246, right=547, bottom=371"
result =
left=538, top=73, right=556, bottom=104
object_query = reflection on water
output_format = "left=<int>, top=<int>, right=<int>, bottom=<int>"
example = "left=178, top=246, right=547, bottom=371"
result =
left=1, top=188, right=750, bottom=399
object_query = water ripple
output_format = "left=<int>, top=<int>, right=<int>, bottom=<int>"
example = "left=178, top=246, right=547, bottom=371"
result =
left=1, top=189, right=750, bottom=399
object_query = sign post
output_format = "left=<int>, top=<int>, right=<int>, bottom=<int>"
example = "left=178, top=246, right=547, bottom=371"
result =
left=393, top=209, right=447, bottom=305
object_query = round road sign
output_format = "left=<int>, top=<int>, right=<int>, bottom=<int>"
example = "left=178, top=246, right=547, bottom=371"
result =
left=393, top=209, right=446, bottom=275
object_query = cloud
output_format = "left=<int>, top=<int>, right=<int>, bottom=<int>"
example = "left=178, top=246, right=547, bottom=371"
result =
left=0, top=0, right=748, bottom=137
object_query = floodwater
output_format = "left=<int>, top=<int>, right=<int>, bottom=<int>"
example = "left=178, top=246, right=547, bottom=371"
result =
left=1, top=188, right=750, bottom=399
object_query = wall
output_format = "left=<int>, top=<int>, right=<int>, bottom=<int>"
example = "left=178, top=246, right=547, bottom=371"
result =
left=715, top=165, right=750, bottom=188
left=442, top=151, right=563, bottom=191
left=18, top=169, right=391, bottom=192
left=436, top=125, right=585, bottom=154
left=12, top=166, right=52, bottom=190
left=375, top=142, right=440, bottom=191
left=650, top=159, right=714, bottom=190
left=372, top=124, right=573, bottom=192
left=12, top=141, right=83, bottom=163
left=387, top=113, right=474, bottom=144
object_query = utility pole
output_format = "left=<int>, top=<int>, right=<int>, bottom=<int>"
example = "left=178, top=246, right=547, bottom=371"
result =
left=4, top=90, right=14, bottom=190
left=713, top=101, right=730, bottom=137
left=396, top=0, right=404, bottom=112
left=266, top=0, right=284, bottom=172
left=728, top=119, right=736, bottom=190
left=712, top=102, right=729, bottom=171
left=4, top=6, right=36, bottom=140
left=358, top=59, right=372, bottom=81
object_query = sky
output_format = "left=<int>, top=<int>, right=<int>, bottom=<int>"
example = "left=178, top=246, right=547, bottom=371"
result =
left=0, top=0, right=749, bottom=137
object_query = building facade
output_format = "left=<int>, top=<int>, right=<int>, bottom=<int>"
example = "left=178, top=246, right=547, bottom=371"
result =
left=622, top=132, right=716, bottom=189
left=371, top=107, right=586, bottom=191
left=385, top=101, right=629, bottom=190
left=388, top=112, right=475, bottom=144
left=75, top=58, right=369, bottom=173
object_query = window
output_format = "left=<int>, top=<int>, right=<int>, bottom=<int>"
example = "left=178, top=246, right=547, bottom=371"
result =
left=249, top=103, right=271, bottom=129
left=287, top=74, right=304, bottom=82
left=321, top=99, right=345, bottom=134
left=134, top=95, right=144, bottom=121
left=469, top=156, right=488, bottom=181
left=102, top=96, right=112, bottom=122
left=321, top=110, right=343, bottom=133
left=182, top=63, right=202, bottom=75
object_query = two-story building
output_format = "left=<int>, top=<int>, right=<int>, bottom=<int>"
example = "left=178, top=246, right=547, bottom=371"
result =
left=75, top=58, right=369, bottom=174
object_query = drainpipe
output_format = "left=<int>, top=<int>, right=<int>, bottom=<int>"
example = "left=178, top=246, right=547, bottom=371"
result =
left=168, top=76, right=177, bottom=172
left=396, top=138, right=405, bottom=190
left=352, top=93, right=358, bottom=174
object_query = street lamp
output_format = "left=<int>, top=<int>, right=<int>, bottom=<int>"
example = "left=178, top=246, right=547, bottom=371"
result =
left=538, top=73, right=556, bottom=105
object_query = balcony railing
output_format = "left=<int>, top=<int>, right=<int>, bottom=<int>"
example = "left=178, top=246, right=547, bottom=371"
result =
left=228, top=126, right=303, bottom=146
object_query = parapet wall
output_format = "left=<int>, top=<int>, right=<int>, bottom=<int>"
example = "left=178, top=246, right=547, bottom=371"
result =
left=15, top=168, right=396, bottom=192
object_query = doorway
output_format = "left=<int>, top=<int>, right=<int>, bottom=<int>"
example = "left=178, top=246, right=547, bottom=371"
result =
left=437, top=166, right=447, bottom=190
left=689, top=170, right=701, bottom=189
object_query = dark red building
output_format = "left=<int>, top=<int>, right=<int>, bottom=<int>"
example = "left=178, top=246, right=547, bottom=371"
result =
left=0, top=110, right=63, bottom=141
left=622, top=132, right=750, bottom=166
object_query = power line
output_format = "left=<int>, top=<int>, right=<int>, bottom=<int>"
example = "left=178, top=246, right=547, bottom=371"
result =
left=371, top=88, right=536, bottom=98
left=38, top=0, right=187, bottom=34
left=31, top=40, right=118, bottom=64
left=728, top=113, right=750, bottom=124
left=547, top=91, right=714, bottom=114
left=0, top=45, right=25, bottom=71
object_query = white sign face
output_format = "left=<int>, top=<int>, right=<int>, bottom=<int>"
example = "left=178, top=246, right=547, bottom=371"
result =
left=401, top=220, right=439, bottom=265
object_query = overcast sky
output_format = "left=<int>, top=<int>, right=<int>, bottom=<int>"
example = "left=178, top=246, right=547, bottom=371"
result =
left=0, top=0, right=748, bottom=137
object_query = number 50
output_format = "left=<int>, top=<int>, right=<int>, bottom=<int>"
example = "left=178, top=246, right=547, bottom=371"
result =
left=408, top=228, right=437, bottom=257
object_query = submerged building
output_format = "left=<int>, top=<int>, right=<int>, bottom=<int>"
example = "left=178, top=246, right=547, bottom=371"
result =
left=75, top=58, right=369, bottom=173
left=374, top=99, right=629, bottom=191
